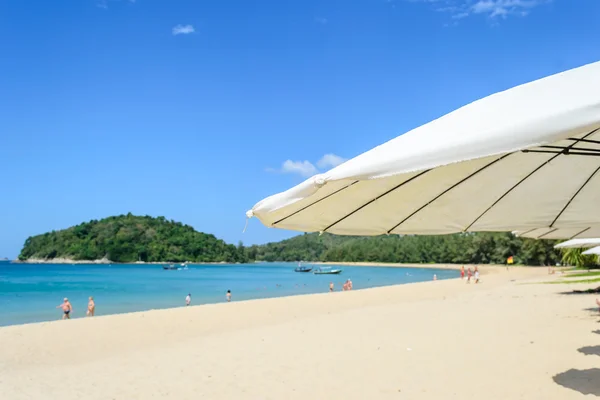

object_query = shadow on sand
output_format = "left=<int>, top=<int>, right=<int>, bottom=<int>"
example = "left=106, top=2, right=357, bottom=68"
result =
left=578, top=345, right=600, bottom=357
left=553, top=369, right=600, bottom=396
left=558, top=289, right=600, bottom=295
left=593, top=329, right=600, bottom=335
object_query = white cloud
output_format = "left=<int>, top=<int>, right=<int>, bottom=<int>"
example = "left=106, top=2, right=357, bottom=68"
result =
left=317, top=153, right=347, bottom=169
left=281, top=160, right=319, bottom=177
left=96, top=0, right=136, bottom=9
left=406, top=0, right=550, bottom=20
left=172, top=24, right=195, bottom=35
left=268, top=153, right=346, bottom=177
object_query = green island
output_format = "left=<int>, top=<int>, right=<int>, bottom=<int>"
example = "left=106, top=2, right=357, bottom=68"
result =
left=18, top=214, right=567, bottom=265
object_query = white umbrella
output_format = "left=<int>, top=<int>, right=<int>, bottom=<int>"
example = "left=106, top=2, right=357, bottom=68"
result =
left=582, top=246, right=600, bottom=255
left=554, top=238, right=600, bottom=249
left=247, top=61, right=600, bottom=239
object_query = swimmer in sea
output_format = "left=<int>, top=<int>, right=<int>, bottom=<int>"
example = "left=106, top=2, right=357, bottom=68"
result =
left=86, top=296, right=95, bottom=317
left=226, top=290, right=231, bottom=302
left=57, top=298, right=73, bottom=320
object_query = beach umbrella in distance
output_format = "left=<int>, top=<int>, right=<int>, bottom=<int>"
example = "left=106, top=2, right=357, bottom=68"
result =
left=553, top=238, right=600, bottom=249
left=247, top=61, right=600, bottom=239
left=582, top=246, right=600, bottom=256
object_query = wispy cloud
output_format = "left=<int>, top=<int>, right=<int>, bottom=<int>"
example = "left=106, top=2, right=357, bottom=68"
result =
left=268, top=153, right=347, bottom=177
left=172, top=24, right=195, bottom=35
left=96, top=0, right=136, bottom=9
left=314, top=17, right=328, bottom=25
left=316, top=154, right=347, bottom=169
left=406, top=0, right=550, bottom=20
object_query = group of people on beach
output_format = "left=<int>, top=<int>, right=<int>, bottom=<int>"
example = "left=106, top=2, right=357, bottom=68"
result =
left=184, top=290, right=231, bottom=307
left=56, top=297, right=95, bottom=320
left=460, top=266, right=480, bottom=284
left=57, top=289, right=233, bottom=320
left=329, top=279, right=353, bottom=292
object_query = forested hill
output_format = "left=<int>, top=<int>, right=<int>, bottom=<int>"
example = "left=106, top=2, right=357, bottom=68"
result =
left=18, top=214, right=561, bottom=265
left=246, top=232, right=561, bottom=266
left=18, top=214, right=247, bottom=263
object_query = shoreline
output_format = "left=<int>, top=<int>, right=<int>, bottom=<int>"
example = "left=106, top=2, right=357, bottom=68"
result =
left=1, top=273, right=462, bottom=329
left=11, top=259, right=533, bottom=270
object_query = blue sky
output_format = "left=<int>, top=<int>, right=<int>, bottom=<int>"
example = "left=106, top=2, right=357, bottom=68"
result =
left=0, top=0, right=599, bottom=258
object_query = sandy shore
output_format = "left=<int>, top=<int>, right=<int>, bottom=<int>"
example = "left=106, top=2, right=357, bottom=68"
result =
left=1, top=267, right=598, bottom=399
left=317, top=261, right=511, bottom=270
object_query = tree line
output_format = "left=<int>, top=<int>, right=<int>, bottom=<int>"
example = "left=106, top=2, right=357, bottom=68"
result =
left=19, top=214, right=566, bottom=265
left=245, top=232, right=561, bottom=265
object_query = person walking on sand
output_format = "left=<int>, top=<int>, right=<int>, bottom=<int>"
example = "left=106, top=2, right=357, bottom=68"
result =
left=57, top=298, right=73, bottom=320
left=596, top=298, right=600, bottom=313
left=226, top=290, right=231, bottom=302
left=467, top=268, right=472, bottom=283
left=460, top=266, right=465, bottom=280
left=329, top=282, right=334, bottom=292
left=185, top=293, right=191, bottom=306
left=86, top=296, right=95, bottom=317
left=474, top=268, right=480, bottom=284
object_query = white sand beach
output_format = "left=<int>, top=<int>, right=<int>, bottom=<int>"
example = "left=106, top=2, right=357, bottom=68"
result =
left=1, top=267, right=598, bottom=399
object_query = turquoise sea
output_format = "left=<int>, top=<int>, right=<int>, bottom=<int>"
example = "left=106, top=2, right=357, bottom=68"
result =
left=0, top=261, right=456, bottom=326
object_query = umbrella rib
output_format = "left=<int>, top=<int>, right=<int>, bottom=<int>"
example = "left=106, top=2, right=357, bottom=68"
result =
left=570, top=227, right=590, bottom=239
left=567, top=138, right=600, bottom=146
left=385, top=154, right=510, bottom=235
left=517, top=228, right=539, bottom=237
left=464, top=128, right=600, bottom=232
left=549, top=164, right=600, bottom=228
left=537, top=228, right=558, bottom=239
left=321, top=169, right=431, bottom=233
left=272, top=181, right=360, bottom=226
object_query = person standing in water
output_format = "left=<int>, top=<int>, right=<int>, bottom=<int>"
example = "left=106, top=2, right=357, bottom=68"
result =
left=329, top=282, right=334, bottom=292
left=57, top=298, right=73, bottom=320
left=185, top=293, right=191, bottom=306
left=86, top=296, right=95, bottom=317
left=226, top=290, right=231, bottom=302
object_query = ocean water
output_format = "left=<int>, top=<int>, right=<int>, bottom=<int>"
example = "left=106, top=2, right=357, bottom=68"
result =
left=0, top=261, right=457, bottom=326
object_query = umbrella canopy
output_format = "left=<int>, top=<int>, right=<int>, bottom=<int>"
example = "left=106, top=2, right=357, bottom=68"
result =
left=247, top=61, right=600, bottom=239
left=582, top=246, right=600, bottom=255
left=554, top=238, right=600, bottom=249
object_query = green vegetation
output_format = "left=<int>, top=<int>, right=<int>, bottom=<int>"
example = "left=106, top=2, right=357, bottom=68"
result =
left=565, top=271, right=600, bottom=278
left=19, top=214, right=247, bottom=263
left=543, top=277, right=600, bottom=285
left=245, top=231, right=561, bottom=265
left=20, top=214, right=589, bottom=267
left=560, top=247, right=599, bottom=269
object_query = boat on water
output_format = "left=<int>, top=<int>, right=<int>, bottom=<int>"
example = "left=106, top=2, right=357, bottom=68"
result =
left=294, top=262, right=313, bottom=273
left=162, top=264, right=178, bottom=270
left=313, top=267, right=342, bottom=275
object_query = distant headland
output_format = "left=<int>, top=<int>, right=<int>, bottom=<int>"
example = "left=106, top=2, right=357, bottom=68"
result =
left=16, top=213, right=562, bottom=266
left=18, top=214, right=248, bottom=264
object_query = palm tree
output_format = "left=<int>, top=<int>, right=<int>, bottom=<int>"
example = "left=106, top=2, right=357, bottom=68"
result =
left=561, top=248, right=598, bottom=269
